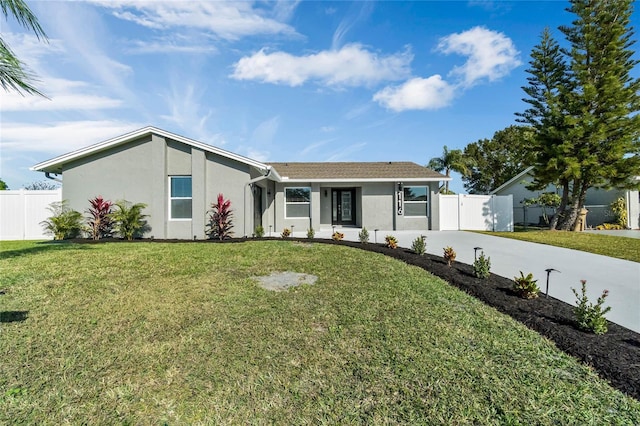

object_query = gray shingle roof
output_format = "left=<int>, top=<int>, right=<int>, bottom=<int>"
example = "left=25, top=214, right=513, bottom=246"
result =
left=267, top=162, right=447, bottom=180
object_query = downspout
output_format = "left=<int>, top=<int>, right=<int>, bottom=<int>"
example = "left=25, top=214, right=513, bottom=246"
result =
left=45, top=172, right=63, bottom=183
left=244, top=166, right=273, bottom=237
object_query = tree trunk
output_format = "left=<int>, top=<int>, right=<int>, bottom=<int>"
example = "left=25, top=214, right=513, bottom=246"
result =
left=550, top=181, right=569, bottom=230
left=557, top=179, right=589, bottom=231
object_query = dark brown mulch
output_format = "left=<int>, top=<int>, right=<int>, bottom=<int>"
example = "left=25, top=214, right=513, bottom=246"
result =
left=69, top=237, right=640, bottom=400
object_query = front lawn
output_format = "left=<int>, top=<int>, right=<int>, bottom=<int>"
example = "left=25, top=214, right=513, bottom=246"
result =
left=1, top=241, right=638, bottom=424
left=478, top=229, right=640, bottom=263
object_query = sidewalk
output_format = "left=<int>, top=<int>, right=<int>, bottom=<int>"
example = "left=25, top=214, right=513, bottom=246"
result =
left=299, top=228, right=640, bottom=333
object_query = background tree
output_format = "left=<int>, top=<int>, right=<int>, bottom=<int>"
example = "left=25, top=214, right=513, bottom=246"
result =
left=23, top=180, right=60, bottom=190
left=462, top=125, right=536, bottom=194
left=427, top=145, right=469, bottom=194
left=1, top=0, right=48, bottom=95
left=0, top=178, right=8, bottom=190
left=516, top=27, right=573, bottom=229
left=518, top=1, right=640, bottom=231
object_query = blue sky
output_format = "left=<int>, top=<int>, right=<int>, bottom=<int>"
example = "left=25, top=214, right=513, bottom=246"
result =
left=1, top=1, right=636, bottom=192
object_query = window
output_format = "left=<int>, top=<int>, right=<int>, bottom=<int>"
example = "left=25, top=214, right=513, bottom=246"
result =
left=285, top=187, right=311, bottom=218
left=170, top=176, right=192, bottom=219
left=403, top=186, right=428, bottom=217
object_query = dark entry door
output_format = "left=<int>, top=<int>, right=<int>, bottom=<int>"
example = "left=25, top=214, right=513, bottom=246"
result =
left=332, top=189, right=356, bottom=225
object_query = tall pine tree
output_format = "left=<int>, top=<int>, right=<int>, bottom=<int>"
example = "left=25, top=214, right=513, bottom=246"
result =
left=519, top=1, right=640, bottom=230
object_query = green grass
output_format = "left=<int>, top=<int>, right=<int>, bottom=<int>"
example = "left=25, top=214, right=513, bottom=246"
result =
left=1, top=240, right=639, bottom=424
left=477, top=230, right=640, bottom=263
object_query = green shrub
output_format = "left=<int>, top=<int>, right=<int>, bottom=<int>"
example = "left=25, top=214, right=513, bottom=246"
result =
left=41, top=200, right=83, bottom=240
left=610, top=197, right=627, bottom=228
left=254, top=225, right=265, bottom=238
left=385, top=235, right=398, bottom=249
left=513, top=271, right=540, bottom=299
left=572, top=280, right=611, bottom=335
left=473, top=251, right=491, bottom=279
left=358, top=227, right=369, bottom=243
left=596, top=223, right=625, bottom=230
left=411, top=235, right=426, bottom=255
left=331, top=231, right=344, bottom=241
left=306, top=228, right=315, bottom=239
left=110, top=200, right=149, bottom=241
left=443, top=246, right=456, bottom=267
left=281, top=228, right=291, bottom=238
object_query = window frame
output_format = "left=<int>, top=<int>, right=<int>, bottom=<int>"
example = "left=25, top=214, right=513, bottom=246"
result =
left=284, top=186, right=311, bottom=219
left=169, top=176, right=193, bottom=220
left=403, top=186, right=429, bottom=217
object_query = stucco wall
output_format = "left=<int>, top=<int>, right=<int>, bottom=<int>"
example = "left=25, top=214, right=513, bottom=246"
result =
left=62, top=134, right=254, bottom=239
left=270, top=181, right=437, bottom=232
left=63, top=135, right=162, bottom=237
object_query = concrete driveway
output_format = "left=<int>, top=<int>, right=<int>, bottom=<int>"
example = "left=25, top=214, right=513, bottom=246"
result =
left=307, top=229, right=640, bottom=333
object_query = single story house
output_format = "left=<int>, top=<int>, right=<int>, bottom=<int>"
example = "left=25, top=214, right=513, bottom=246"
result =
left=31, top=127, right=449, bottom=239
left=490, top=166, right=640, bottom=229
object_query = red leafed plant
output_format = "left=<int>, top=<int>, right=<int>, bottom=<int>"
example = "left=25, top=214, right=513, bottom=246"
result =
left=86, top=196, right=113, bottom=240
left=207, top=193, right=234, bottom=240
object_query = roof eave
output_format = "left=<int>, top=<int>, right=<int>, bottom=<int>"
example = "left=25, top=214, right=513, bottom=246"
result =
left=489, top=166, right=534, bottom=195
left=31, top=126, right=271, bottom=174
left=276, top=177, right=451, bottom=183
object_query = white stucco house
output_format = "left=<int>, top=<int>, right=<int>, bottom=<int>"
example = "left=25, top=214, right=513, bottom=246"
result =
left=31, top=127, right=451, bottom=239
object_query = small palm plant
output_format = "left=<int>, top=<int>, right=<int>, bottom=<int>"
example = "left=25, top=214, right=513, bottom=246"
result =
left=41, top=200, right=83, bottom=240
left=86, top=196, right=113, bottom=240
left=110, top=200, right=148, bottom=240
left=207, top=193, right=234, bottom=240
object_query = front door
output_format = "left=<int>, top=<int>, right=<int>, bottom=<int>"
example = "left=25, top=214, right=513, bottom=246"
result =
left=332, top=189, right=356, bottom=225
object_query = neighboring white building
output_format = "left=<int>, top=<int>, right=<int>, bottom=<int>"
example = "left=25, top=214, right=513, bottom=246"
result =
left=491, top=166, right=640, bottom=229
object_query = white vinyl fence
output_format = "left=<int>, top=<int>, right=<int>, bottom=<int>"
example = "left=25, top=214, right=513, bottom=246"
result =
left=0, top=189, right=62, bottom=240
left=432, top=194, right=513, bottom=231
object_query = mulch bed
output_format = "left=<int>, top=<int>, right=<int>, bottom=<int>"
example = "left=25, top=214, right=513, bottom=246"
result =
left=72, top=237, right=640, bottom=400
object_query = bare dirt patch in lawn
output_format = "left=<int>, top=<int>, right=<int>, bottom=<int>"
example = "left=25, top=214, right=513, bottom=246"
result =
left=254, top=271, right=318, bottom=292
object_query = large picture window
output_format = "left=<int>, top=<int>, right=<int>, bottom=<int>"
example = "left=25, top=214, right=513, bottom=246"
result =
left=170, top=176, right=192, bottom=219
left=403, top=186, right=428, bottom=217
left=285, top=187, right=311, bottom=218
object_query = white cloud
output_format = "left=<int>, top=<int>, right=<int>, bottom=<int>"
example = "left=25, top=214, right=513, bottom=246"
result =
left=332, top=2, right=374, bottom=49
left=231, top=44, right=412, bottom=87
left=0, top=33, right=124, bottom=112
left=300, top=138, right=334, bottom=157
left=1, top=77, right=122, bottom=111
left=1, top=121, right=143, bottom=154
left=325, top=142, right=366, bottom=161
left=373, top=76, right=455, bottom=112
left=126, top=37, right=218, bottom=55
left=437, top=26, right=520, bottom=87
left=92, top=1, right=299, bottom=41
left=250, top=116, right=280, bottom=146
left=160, top=80, right=219, bottom=144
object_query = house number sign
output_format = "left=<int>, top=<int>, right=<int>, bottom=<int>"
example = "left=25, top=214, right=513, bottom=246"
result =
left=397, top=190, right=403, bottom=215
